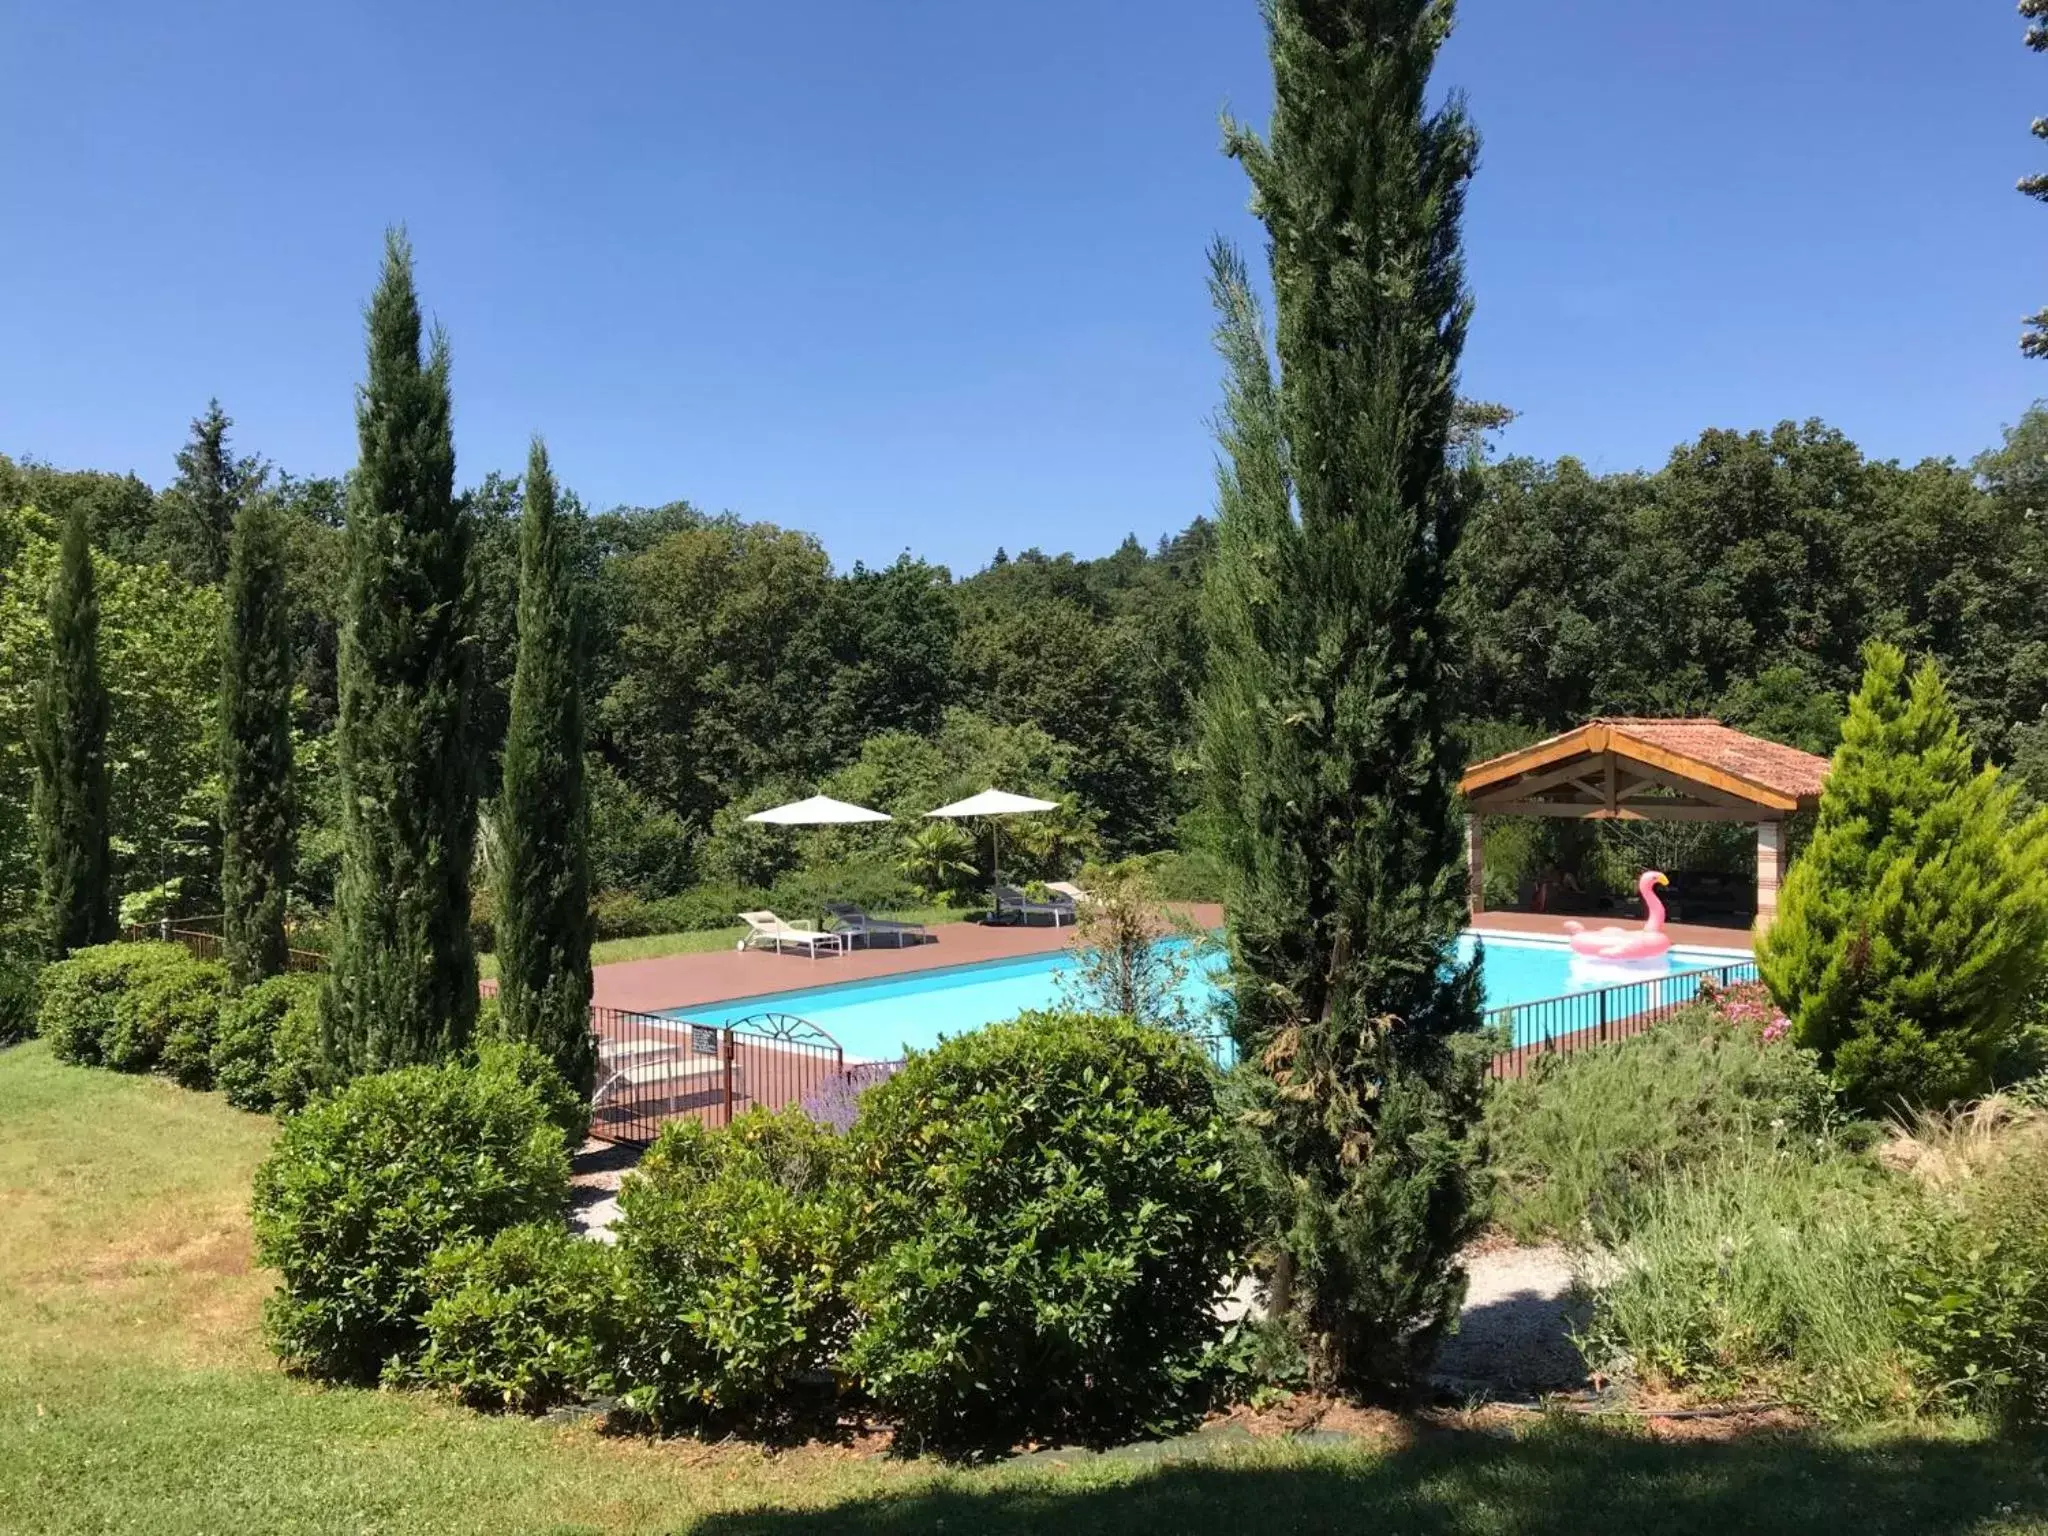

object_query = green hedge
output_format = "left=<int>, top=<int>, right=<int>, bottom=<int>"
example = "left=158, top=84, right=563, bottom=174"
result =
left=612, top=1109, right=850, bottom=1431
left=473, top=1035, right=592, bottom=1149
left=211, top=973, right=328, bottom=1112
left=842, top=1011, right=1248, bottom=1452
left=38, top=943, right=228, bottom=1080
left=590, top=886, right=758, bottom=941
left=251, top=1057, right=573, bottom=1383
left=413, top=1223, right=626, bottom=1412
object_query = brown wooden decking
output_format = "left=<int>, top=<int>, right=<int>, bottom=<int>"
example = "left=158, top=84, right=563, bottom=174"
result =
left=591, top=904, right=1227, bottom=1015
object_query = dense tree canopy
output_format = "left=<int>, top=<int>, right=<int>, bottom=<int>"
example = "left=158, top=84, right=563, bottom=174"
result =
left=12, top=360, right=2048, bottom=935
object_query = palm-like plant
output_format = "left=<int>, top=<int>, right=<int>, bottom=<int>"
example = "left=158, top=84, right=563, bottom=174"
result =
left=1004, top=809, right=1099, bottom=880
left=896, top=821, right=977, bottom=901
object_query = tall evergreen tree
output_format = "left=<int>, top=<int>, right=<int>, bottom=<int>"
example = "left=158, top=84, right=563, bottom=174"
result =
left=320, top=231, right=480, bottom=1075
left=1200, top=0, right=1488, bottom=1389
left=150, top=400, right=263, bottom=585
left=1759, top=643, right=2048, bottom=1111
left=495, top=439, right=596, bottom=1093
left=219, top=494, right=295, bottom=987
left=33, top=505, right=116, bottom=955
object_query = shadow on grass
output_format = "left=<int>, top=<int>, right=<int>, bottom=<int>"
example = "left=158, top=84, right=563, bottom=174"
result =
left=1430, top=1283, right=1593, bottom=1397
left=695, top=1418, right=2048, bottom=1535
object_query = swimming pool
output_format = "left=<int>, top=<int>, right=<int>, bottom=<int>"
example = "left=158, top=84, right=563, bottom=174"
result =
left=667, top=931, right=1751, bottom=1062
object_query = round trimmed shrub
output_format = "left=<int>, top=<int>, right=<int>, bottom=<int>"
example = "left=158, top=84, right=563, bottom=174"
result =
left=37, top=943, right=206, bottom=1070
left=612, top=1109, right=850, bottom=1430
left=412, top=1223, right=626, bottom=1411
left=117, top=955, right=231, bottom=1086
left=212, top=973, right=327, bottom=1112
left=472, top=1031, right=591, bottom=1149
left=842, top=1010, right=1249, bottom=1452
left=251, top=1057, right=573, bottom=1383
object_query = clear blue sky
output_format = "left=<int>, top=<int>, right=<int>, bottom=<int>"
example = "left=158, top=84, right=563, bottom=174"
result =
left=2, top=1, right=2040, bottom=574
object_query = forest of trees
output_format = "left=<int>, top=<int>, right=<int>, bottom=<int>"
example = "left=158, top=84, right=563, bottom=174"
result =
left=6, top=396, right=2048, bottom=932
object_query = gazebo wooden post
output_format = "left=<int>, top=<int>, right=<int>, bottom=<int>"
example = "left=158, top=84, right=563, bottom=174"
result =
left=1466, top=813, right=1485, bottom=916
left=1755, top=820, right=1784, bottom=937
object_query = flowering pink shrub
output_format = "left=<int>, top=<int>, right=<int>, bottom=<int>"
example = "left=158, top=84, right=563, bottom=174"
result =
left=1698, top=978, right=1793, bottom=1044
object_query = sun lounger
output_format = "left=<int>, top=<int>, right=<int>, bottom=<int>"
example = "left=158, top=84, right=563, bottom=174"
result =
left=1044, top=881, right=1092, bottom=906
left=994, top=884, right=1076, bottom=927
left=739, top=911, right=845, bottom=957
left=823, top=902, right=930, bottom=949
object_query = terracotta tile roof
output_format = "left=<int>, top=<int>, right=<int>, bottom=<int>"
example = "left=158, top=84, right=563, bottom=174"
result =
left=1593, top=718, right=1830, bottom=801
left=1461, top=717, right=1831, bottom=810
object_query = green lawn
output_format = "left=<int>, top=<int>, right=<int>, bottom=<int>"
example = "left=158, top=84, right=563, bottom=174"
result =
left=4, top=1039, right=2046, bottom=1536
left=477, top=908, right=968, bottom=980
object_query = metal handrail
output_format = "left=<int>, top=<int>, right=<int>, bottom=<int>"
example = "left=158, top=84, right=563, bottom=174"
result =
left=1482, top=959, right=1757, bottom=1029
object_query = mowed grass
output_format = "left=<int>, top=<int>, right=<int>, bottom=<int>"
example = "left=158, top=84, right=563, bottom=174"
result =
left=4, top=1041, right=2048, bottom=1536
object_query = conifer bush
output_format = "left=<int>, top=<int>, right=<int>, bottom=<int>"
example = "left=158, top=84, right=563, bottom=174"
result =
left=493, top=440, right=596, bottom=1096
left=1760, top=643, right=2048, bottom=1112
left=1198, top=0, right=1494, bottom=1389
left=251, top=1057, right=571, bottom=1383
left=841, top=1012, right=1247, bottom=1452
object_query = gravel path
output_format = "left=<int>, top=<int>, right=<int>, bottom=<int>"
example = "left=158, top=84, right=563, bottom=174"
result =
left=569, top=1139, right=638, bottom=1243
left=1432, top=1243, right=1590, bottom=1398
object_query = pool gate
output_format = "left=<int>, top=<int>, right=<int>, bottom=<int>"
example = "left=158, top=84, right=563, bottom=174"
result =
left=588, top=1005, right=852, bottom=1144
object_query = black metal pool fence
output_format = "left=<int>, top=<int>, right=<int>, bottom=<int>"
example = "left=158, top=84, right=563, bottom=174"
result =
left=584, top=955, right=1760, bottom=1141
left=1486, top=958, right=1761, bottom=1079
left=588, top=1004, right=855, bottom=1144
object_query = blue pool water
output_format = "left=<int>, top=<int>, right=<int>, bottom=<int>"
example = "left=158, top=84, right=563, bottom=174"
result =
left=667, top=931, right=1750, bottom=1062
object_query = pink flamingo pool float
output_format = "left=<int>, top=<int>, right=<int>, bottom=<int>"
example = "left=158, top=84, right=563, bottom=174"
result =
left=1563, top=870, right=1673, bottom=962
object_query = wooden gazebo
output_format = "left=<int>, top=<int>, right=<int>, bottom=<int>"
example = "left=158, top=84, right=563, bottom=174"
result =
left=1458, top=718, right=1830, bottom=934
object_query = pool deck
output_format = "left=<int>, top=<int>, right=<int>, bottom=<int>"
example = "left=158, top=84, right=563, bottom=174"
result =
left=1468, top=909, right=1756, bottom=954
left=589, top=903, right=1751, bottom=1017
left=592, top=904, right=1227, bottom=1016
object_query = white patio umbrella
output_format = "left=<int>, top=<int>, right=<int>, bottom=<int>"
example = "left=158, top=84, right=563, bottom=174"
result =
left=925, top=788, right=1060, bottom=919
left=744, top=794, right=893, bottom=826
left=745, top=796, right=893, bottom=930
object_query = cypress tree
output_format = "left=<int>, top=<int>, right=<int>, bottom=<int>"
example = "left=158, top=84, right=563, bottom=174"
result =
left=494, top=439, right=596, bottom=1094
left=33, top=505, right=116, bottom=956
left=1201, top=0, right=1488, bottom=1389
left=1759, top=643, right=2048, bottom=1111
left=219, top=493, right=295, bottom=987
left=320, top=231, right=480, bottom=1075
left=151, top=399, right=260, bottom=585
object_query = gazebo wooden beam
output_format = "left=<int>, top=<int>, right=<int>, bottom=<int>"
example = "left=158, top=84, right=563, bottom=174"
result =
left=1479, top=801, right=1768, bottom=824
left=1469, top=757, right=1611, bottom=805
left=1603, top=737, right=1801, bottom=813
